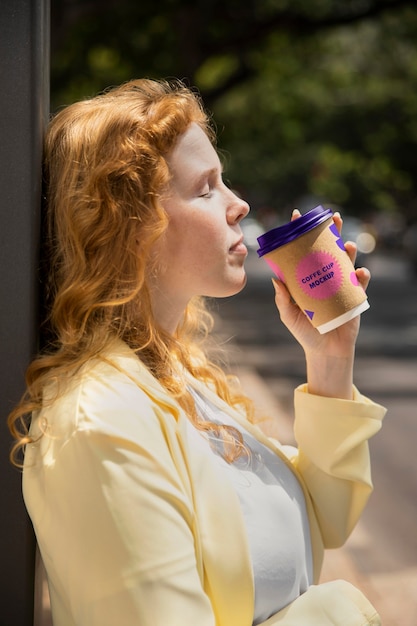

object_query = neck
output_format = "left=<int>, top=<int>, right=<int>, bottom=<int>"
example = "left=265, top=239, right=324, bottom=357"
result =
left=149, top=286, right=188, bottom=336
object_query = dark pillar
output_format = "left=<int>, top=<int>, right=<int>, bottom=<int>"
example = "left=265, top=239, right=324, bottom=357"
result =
left=0, top=0, right=50, bottom=623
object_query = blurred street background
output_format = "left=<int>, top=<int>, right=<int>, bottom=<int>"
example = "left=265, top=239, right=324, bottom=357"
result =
left=213, top=245, right=417, bottom=626
left=50, top=0, right=417, bottom=254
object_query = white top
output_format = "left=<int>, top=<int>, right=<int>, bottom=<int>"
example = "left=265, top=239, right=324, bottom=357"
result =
left=188, top=387, right=313, bottom=624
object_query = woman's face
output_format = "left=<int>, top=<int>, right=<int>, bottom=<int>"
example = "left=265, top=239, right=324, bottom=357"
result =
left=150, top=123, right=250, bottom=331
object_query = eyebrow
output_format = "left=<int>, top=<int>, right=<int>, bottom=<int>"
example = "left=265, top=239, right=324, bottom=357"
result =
left=194, top=166, right=223, bottom=187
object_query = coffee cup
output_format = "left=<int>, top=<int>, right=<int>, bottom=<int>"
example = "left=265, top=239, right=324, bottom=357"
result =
left=256, top=206, right=369, bottom=333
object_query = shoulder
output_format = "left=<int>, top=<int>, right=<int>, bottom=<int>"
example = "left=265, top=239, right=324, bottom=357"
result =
left=33, top=341, right=181, bottom=442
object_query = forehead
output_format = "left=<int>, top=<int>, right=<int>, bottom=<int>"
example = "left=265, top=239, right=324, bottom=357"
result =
left=166, top=123, right=220, bottom=178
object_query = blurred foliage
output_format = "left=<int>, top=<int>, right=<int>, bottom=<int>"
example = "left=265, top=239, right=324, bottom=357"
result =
left=50, top=0, right=417, bottom=224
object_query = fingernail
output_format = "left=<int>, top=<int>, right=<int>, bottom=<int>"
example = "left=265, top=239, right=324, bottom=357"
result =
left=272, top=277, right=281, bottom=294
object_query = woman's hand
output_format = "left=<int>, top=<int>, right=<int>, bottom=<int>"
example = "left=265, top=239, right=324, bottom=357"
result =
left=272, top=209, right=371, bottom=399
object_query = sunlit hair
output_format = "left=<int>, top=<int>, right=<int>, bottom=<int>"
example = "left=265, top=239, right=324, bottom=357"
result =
left=8, top=78, right=254, bottom=465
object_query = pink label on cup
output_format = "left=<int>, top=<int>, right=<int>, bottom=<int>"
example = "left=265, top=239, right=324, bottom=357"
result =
left=296, top=251, right=342, bottom=300
left=265, top=257, right=286, bottom=283
left=350, top=271, right=360, bottom=286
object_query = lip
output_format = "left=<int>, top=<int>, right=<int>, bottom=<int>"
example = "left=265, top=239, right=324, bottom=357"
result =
left=229, top=237, right=248, bottom=255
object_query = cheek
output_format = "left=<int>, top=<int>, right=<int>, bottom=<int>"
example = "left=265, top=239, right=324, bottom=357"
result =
left=177, top=230, right=223, bottom=281
left=170, top=211, right=224, bottom=254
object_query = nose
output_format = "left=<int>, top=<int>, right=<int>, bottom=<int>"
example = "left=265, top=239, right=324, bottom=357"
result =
left=227, top=188, right=250, bottom=224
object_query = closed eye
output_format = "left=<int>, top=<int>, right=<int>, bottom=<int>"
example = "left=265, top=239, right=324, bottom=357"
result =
left=195, top=165, right=224, bottom=199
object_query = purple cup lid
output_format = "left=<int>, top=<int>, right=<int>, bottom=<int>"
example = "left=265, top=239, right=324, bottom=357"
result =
left=256, top=205, right=333, bottom=257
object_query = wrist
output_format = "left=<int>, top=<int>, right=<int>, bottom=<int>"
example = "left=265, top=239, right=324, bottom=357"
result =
left=306, top=352, right=354, bottom=399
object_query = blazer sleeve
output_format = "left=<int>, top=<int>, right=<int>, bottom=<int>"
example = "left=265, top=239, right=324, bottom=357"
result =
left=258, top=579, right=381, bottom=625
left=24, top=377, right=216, bottom=626
left=291, top=384, right=386, bottom=548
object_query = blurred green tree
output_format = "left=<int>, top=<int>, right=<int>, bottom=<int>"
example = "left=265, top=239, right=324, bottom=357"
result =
left=50, top=0, right=417, bottom=226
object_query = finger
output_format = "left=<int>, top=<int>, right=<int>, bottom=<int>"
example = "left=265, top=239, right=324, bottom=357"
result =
left=344, top=240, right=357, bottom=266
left=272, top=277, right=295, bottom=318
left=332, top=211, right=343, bottom=233
left=272, top=278, right=312, bottom=337
left=355, top=266, right=371, bottom=291
left=272, top=277, right=291, bottom=305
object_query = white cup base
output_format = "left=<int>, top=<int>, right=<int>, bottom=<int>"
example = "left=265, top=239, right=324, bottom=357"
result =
left=316, top=300, right=370, bottom=334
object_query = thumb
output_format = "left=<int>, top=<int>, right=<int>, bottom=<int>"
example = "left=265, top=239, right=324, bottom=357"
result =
left=272, top=277, right=291, bottom=307
left=272, top=277, right=300, bottom=328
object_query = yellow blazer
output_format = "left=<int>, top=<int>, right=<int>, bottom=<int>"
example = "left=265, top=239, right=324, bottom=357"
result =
left=24, top=339, right=386, bottom=625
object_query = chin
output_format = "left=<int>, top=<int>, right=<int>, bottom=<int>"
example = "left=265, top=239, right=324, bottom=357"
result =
left=202, top=270, right=247, bottom=299
left=236, top=273, right=248, bottom=293
left=221, top=273, right=248, bottom=298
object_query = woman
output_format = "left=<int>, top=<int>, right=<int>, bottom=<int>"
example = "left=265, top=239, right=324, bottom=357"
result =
left=9, top=78, right=385, bottom=625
